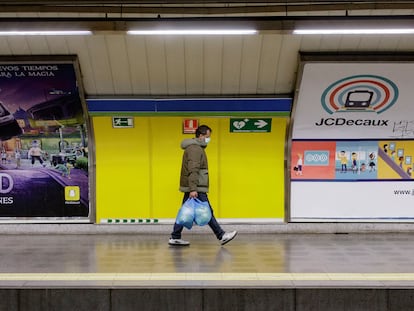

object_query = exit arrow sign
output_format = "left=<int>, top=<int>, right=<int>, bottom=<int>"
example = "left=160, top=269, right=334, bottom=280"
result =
left=230, top=118, right=272, bottom=133
left=112, top=117, right=134, bottom=128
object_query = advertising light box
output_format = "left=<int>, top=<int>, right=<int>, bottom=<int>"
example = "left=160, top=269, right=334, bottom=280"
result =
left=291, top=59, right=414, bottom=222
left=0, top=57, right=90, bottom=222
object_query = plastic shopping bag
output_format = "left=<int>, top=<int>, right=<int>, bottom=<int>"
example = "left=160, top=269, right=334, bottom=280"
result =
left=193, top=198, right=212, bottom=226
left=175, top=198, right=195, bottom=229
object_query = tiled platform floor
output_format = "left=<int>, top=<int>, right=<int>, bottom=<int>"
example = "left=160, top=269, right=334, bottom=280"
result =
left=1, top=232, right=414, bottom=288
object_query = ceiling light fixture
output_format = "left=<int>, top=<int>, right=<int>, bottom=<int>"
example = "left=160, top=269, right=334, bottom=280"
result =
left=127, top=29, right=257, bottom=35
left=0, top=30, right=92, bottom=36
left=293, top=28, right=414, bottom=35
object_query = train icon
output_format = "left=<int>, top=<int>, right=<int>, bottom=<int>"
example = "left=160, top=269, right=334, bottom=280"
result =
left=344, top=90, right=374, bottom=110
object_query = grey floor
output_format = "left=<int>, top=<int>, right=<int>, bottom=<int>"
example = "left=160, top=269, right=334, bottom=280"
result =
left=1, top=232, right=414, bottom=288
left=0, top=232, right=412, bottom=273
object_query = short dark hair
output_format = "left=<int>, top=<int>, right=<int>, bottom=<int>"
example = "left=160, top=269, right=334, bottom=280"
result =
left=195, top=125, right=212, bottom=137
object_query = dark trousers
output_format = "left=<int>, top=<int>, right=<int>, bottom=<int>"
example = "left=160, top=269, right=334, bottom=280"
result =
left=171, top=192, right=225, bottom=240
left=31, top=156, right=43, bottom=165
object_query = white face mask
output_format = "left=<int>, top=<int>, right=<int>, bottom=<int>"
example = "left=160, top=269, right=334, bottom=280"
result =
left=204, top=137, right=211, bottom=144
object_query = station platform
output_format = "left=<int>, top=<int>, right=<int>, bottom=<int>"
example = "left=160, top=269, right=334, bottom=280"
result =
left=0, top=231, right=413, bottom=288
left=1, top=227, right=414, bottom=310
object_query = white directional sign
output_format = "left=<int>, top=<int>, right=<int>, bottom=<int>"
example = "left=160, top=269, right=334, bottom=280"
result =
left=112, top=117, right=134, bottom=128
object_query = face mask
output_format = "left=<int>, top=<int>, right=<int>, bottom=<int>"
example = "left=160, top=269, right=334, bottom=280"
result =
left=204, top=137, right=211, bottom=144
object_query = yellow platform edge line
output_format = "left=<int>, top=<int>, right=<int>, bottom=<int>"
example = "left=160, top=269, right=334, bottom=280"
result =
left=0, top=273, right=414, bottom=281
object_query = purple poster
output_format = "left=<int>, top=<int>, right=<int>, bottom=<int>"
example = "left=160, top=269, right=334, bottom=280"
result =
left=0, top=59, right=89, bottom=220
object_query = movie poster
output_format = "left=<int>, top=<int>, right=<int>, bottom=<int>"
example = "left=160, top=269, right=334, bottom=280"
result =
left=0, top=58, right=89, bottom=220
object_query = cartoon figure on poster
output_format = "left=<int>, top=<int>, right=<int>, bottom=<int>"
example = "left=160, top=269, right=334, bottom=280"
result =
left=293, top=153, right=303, bottom=175
left=368, top=152, right=376, bottom=172
left=351, top=152, right=358, bottom=173
left=337, top=150, right=348, bottom=173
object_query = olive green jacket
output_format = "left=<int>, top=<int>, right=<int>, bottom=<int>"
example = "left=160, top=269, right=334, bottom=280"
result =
left=179, top=138, right=209, bottom=193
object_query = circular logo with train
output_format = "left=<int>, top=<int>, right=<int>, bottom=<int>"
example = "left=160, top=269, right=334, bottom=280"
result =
left=321, top=75, right=399, bottom=114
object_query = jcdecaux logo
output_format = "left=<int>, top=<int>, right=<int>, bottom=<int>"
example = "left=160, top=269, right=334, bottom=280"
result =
left=321, top=75, right=399, bottom=115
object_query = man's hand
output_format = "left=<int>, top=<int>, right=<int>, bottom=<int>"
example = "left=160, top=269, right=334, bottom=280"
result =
left=189, top=191, right=198, bottom=198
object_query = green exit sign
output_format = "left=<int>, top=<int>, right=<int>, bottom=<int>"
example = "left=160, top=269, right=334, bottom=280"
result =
left=112, top=117, right=134, bottom=128
left=230, top=118, right=272, bottom=133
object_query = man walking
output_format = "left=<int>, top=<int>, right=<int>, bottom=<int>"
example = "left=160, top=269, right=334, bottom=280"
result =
left=169, top=125, right=237, bottom=246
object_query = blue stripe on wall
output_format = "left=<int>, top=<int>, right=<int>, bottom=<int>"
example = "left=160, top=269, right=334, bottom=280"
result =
left=87, top=98, right=292, bottom=113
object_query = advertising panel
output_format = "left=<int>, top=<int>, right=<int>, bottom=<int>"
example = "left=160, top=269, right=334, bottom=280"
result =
left=292, top=63, right=414, bottom=140
left=291, top=60, right=414, bottom=221
left=0, top=58, right=89, bottom=221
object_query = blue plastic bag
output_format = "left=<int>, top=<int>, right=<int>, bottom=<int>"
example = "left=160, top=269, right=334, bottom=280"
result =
left=193, top=198, right=212, bottom=226
left=175, top=198, right=195, bottom=229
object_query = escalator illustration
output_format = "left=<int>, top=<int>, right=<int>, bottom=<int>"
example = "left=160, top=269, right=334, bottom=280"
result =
left=378, top=148, right=411, bottom=179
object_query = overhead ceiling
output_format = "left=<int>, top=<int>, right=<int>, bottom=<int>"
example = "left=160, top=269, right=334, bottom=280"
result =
left=1, top=1, right=414, bottom=98
left=2, top=1, right=414, bottom=15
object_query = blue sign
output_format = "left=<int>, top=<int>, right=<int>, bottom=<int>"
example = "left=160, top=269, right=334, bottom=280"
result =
left=304, top=150, right=330, bottom=166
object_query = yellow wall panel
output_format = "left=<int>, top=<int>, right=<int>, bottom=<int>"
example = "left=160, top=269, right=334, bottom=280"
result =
left=150, top=117, right=185, bottom=217
left=93, top=116, right=287, bottom=222
left=93, top=116, right=151, bottom=220
left=217, top=118, right=286, bottom=218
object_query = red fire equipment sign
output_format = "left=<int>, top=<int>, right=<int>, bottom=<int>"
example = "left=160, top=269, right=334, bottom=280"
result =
left=183, top=119, right=198, bottom=134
